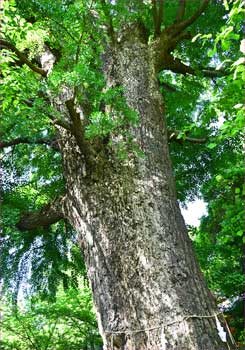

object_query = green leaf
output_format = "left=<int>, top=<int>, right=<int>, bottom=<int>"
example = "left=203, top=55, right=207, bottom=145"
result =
left=192, top=34, right=202, bottom=43
left=207, top=143, right=217, bottom=149
left=223, top=0, right=229, bottom=11
left=207, top=47, right=217, bottom=57
left=215, top=175, right=223, bottom=182
left=221, top=40, right=230, bottom=51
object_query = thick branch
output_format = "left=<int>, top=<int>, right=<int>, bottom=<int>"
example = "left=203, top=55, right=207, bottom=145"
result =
left=152, top=0, right=164, bottom=37
left=152, top=0, right=158, bottom=34
left=0, top=39, right=47, bottom=77
left=168, top=130, right=207, bottom=144
left=174, top=0, right=209, bottom=34
left=65, top=99, right=84, bottom=134
left=152, top=23, right=192, bottom=71
left=173, top=30, right=192, bottom=42
left=65, top=99, right=92, bottom=157
left=0, top=137, right=59, bottom=150
left=175, top=0, right=186, bottom=23
left=168, top=31, right=193, bottom=52
left=17, top=197, right=65, bottom=231
left=160, top=82, right=179, bottom=92
left=167, top=58, right=229, bottom=78
left=156, top=0, right=164, bottom=36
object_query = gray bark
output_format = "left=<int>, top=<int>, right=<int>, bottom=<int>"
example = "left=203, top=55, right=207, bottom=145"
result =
left=58, top=24, right=234, bottom=350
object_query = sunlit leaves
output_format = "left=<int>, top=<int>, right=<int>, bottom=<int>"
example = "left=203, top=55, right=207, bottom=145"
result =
left=1, top=287, right=102, bottom=350
left=207, top=143, right=217, bottom=149
left=182, top=3, right=244, bottom=341
left=86, top=88, right=138, bottom=138
left=194, top=158, right=244, bottom=341
left=198, top=0, right=244, bottom=144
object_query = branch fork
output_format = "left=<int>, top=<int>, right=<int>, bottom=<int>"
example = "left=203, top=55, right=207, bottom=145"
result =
left=150, top=0, right=227, bottom=78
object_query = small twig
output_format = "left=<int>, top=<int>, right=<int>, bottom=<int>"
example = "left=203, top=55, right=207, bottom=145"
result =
left=168, top=130, right=207, bottom=144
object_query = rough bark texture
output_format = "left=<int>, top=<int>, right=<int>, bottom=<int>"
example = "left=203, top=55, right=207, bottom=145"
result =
left=58, top=25, right=234, bottom=350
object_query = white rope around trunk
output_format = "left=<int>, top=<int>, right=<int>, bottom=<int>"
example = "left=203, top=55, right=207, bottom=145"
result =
left=105, top=312, right=237, bottom=349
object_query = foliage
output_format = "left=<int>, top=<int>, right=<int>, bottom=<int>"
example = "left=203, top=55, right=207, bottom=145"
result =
left=1, top=287, right=102, bottom=350
left=184, top=1, right=244, bottom=343
left=0, top=0, right=244, bottom=346
left=2, top=190, right=86, bottom=299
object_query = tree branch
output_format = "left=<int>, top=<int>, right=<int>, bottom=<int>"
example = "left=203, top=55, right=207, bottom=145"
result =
left=16, top=197, right=66, bottom=231
left=167, top=57, right=229, bottom=78
left=0, top=137, right=59, bottom=150
left=65, top=99, right=92, bottom=157
left=156, top=0, right=164, bottom=36
left=0, top=39, right=47, bottom=77
left=175, top=0, right=186, bottom=23
left=173, top=30, right=193, bottom=42
left=168, top=130, right=207, bottom=144
left=174, top=0, right=209, bottom=34
left=47, top=114, right=73, bottom=132
left=167, top=31, right=193, bottom=53
left=65, top=99, right=84, bottom=135
left=22, top=99, right=73, bottom=132
left=152, top=0, right=164, bottom=37
left=151, top=18, right=193, bottom=71
left=152, top=0, right=158, bottom=35
left=198, top=66, right=230, bottom=78
left=160, top=82, right=179, bottom=92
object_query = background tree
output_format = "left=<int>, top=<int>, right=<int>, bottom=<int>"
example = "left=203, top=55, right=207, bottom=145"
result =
left=1, top=287, right=102, bottom=350
left=191, top=2, right=244, bottom=344
left=0, top=0, right=243, bottom=349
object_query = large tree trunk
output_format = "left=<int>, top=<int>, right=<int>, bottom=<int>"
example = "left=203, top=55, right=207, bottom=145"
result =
left=60, top=25, right=233, bottom=350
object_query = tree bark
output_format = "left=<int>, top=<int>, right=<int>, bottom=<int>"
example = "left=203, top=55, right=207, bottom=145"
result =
left=58, top=24, right=233, bottom=350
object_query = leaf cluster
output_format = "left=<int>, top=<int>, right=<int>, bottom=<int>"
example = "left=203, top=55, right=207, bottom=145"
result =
left=1, top=287, right=102, bottom=350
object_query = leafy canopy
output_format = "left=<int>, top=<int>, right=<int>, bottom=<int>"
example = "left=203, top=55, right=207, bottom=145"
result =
left=0, top=0, right=243, bottom=326
left=1, top=287, right=102, bottom=350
